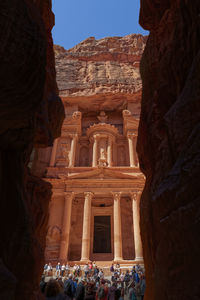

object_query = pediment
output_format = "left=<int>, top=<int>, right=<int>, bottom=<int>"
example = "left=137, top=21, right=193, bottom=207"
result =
left=65, top=167, right=140, bottom=180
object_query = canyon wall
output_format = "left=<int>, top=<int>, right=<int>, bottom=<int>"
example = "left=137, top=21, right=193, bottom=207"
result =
left=0, top=1, right=64, bottom=299
left=138, top=1, right=200, bottom=299
left=54, top=34, right=147, bottom=111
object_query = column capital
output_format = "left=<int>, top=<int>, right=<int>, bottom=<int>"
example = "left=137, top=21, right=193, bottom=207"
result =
left=130, top=191, right=142, bottom=201
left=127, top=132, right=137, bottom=139
left=64, top=192, right=75, bottom=200
left=84, top=192, right=94, bottom=200
left=112, top=192, right=121, bottom=201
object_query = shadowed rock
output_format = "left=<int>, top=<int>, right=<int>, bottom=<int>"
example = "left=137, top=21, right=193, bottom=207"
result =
left=138, top=1, right=200, bottom=299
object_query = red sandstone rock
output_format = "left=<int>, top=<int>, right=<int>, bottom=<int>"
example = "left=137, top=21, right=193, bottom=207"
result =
left=54, top=35, right=147, bottom=109
left=138, top=1, right=200, bottom=299
left=0, top=1, right=64, bottom=299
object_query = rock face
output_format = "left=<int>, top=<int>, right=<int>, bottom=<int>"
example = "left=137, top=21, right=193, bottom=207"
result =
left=0, top=1, right=64, bottom=299
left=54, top=34, right=147, bottom=110
left=138, top=1, right=200, bottom=300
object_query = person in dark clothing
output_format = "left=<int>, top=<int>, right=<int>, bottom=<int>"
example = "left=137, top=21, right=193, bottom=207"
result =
left=85, top=282, right=96, bottom=300
left=75, top=279, right=86, bottom=300
left=40, top=275, right=46, bottom=294
left=108, top=283, right=117, bottom=300
left=64, top=274, right=76, bottom=299
left=45, top=279, right=67, bottom=300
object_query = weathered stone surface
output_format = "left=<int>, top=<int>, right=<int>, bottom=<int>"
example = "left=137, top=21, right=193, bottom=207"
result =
left=54, top=35, right=147, bottom=111
left=0, top=1, right=64, bottom=299
left=138, top=1, right=200, bottom=299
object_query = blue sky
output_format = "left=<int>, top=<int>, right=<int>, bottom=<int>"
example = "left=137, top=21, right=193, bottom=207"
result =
left=52, top=0, right=148, bottom=50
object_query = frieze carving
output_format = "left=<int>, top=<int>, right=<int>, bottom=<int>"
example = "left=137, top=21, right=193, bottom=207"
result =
left=87, top=123, right=118, bottom=138
left=97, top=111, right=108, bottom=123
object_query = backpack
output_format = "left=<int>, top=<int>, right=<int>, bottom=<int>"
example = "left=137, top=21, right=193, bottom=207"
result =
left=97, top=287, right=105, bottom=299
left=64, top=280, right=73, bottom=297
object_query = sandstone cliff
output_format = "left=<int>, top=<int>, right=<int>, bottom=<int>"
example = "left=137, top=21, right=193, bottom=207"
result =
left=138, top=1, right=200, bottom=299
left=0, top=1, right=64, bottom=299
left=54, top=34, right=147, bottom=111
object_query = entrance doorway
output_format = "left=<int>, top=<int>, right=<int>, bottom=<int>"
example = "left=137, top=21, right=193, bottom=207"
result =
left=93, top=216, right=111, bottom=253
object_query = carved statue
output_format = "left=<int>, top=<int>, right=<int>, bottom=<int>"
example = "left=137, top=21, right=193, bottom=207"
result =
left=98, top=148, right=108, bottom=167
left=47, top=225, right=61, bottom=242
left=61, top=145, right=70, bottom=166
left=72, top=111, right=81, bottom=120
left=97, top=111, right=108, bottom=123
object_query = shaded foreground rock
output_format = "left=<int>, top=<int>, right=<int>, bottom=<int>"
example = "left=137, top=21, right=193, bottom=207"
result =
left=138, top=1, right=200, bottom=299
left=0, top=1, right=64, bottom=299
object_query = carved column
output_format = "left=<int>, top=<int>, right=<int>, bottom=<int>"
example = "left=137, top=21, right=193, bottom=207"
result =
left=59, top=192, right=74, bottom=262
left=127, top=133, right=138, bottom=167
left=107, top=136, right=113, bottom=167
left=132, top=134, right=138, bottom=167
left=50, top=138, right=58, bottom=167
left=69, top=134, right=78, bottom=167
left=130, top=191, right=143, bottom=261
left=92, top=135, right=98, bottom=167
left=81, top=192, right=94, bottom=261
left=112, top=192, right=123, bottom=261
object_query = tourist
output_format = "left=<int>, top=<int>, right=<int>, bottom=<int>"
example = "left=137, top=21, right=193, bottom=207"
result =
left=77, top=265, right=81, bottom=277
left=75, top=278, right=86, bottom=300
left=73, top=264, right=77, bottom=276
left=85, top=282, right=96, bottom=300
left=110, top=264, right=114, bottom=277
left=115, top=263, right=120, bottom=272
left=57, top=277, right=64, bottom=292
left=135, top=265, right=141, bottom=273
left=84, top=263, right=89, bottom=278
left=132, top=270, right=140, bottom=285
left=40, top=275, right=47, bottom=294
left=56, top=262, right=61, bottom=277
left=98, top=269, right=104, bottom=280
left=124, top=270, right=131, bottom=294
left=140, top=275, right=146, bottom=300
left=120, top=272, right=124, bottom=288
left=44, top=263, right=49, bottom=276
left=45, top=279, right=67, bottom=300
left=96, top=279, right=108, bottom=300
left=64, top=274, right=76, bottom=299
left=65, top=263, right=70, bottom=276
left=119, top=288, right=124, bottom=300
left=93, top=266, right=99, bottom=279
left=108, top=282, right=117, bottom=300
left=93, top=261, right=96, bottom=269
left=128, top=281, right=137, bottom=300
left=47, top=263, right=53, bottom=276
left=61, top=264, right=66, bottom=277
left=89, top=261, right=93, bottom=275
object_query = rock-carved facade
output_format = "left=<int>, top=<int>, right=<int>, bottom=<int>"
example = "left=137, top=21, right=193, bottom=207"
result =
left=39, top=35, right=146, bottom=264
left=45, top=105, right=144, bottom=263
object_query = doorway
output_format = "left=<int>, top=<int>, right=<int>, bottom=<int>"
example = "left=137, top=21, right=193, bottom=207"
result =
left=93, top=216, right=111, bottom=253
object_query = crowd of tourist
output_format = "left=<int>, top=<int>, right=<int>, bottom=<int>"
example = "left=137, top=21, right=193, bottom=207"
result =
left=41, top=262, right=146, bottom=300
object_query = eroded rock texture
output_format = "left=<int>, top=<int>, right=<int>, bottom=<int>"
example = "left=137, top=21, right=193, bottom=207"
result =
left=0, top=1, right=64, bottom=299
left=54, top=34, right=147, bottom=110
left=138, top=1, right=200, bottom=299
